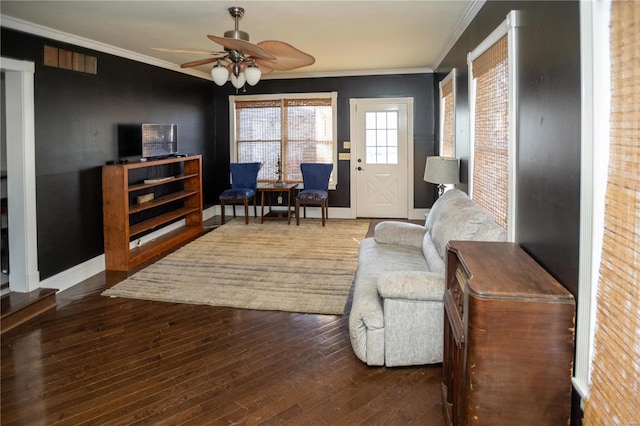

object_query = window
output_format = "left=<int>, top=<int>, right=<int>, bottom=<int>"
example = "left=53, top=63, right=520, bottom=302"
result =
left=439, top=69, right=456, bottom=158
left=230, top=92, right=337, bottom=187
left=468, top=11, right=521, bottom=239
left=365, top=111, right=398, bottom=164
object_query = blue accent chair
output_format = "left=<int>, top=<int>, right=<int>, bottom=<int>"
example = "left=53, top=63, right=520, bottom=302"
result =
left=219, top=162, right=262, bottom=224
left=295, top=163, right=333, bottom=226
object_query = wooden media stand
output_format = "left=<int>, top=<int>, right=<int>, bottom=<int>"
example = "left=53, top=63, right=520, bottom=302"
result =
left=102, top=155, right=203, bottom=271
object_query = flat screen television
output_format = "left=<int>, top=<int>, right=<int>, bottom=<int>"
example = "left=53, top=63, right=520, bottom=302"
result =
left=141, top=124, right=178, bottom=158
left=117, top=123, right=178, bottom=159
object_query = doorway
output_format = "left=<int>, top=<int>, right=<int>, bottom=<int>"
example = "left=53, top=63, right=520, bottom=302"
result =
left=350, top=98, right=413, bottom=218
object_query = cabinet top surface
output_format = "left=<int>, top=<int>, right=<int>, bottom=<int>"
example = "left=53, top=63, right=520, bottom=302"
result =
left=448, top=241, right=574, bottom=302
left=103, top=155, right=201, bottom=170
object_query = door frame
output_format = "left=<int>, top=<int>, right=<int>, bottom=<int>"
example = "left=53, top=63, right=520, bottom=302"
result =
left=349, top=97, right=414, bottom=219
left=1, top=57, right=40, bottom=292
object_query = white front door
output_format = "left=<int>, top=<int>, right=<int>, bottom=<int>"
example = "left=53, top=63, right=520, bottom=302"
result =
left=351, top=98, right=412, bottom=218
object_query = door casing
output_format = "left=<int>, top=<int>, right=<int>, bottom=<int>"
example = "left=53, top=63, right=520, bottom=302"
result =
left=349, top=97, right=414, bottom=219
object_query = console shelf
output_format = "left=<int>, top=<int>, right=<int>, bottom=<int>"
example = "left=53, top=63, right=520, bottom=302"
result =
left=102, top=155, right=203, bottom=271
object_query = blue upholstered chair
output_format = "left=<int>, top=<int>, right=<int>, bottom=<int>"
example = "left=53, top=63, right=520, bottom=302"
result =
left=219, top=162, right=262, bottom=224
left=295, top=163, right=333, bottom=226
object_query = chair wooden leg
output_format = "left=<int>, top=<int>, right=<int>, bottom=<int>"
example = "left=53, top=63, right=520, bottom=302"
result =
left=232, top=204, right=237, bottom=218
left=243, top=199, right=249, bottom=224
left=321, top=201, right=326, bottom=226
left=253, top=196, right=257, bottom=218
left=221, top=200, right=226, bottom=224
left=295, top=200, right=300, bottom=226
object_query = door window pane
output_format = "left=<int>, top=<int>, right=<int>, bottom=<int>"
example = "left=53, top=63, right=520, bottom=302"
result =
left=365, top=111, right=399, bottom=164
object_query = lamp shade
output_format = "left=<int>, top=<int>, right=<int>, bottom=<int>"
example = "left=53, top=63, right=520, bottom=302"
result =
left=211, top=63, right=229, bottom=86
left=230, top=71, right=246, bottom=89
left=244, top=64, right=261, bottom=86
left=424, top=156, right=460, bottom=185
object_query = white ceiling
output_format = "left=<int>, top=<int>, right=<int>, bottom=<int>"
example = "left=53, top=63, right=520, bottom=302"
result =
left=1, top=1, right=480, bottom=80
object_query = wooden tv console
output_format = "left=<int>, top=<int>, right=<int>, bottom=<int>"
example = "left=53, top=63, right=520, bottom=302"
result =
left=102, top=155, right=203, bottom=271
left=442, top=241, right=575, bottom=425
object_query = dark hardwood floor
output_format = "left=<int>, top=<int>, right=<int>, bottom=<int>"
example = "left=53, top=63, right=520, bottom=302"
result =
left=1, top=218, right=443, bottom=425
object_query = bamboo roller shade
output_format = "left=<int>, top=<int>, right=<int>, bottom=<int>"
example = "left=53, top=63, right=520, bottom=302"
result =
left=583, top=1, right=640, bottom=423
left=472, top=35, right=509, bottom=230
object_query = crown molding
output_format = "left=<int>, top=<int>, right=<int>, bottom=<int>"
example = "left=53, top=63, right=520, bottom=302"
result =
left=263, top=67, right=433, bottom=80
left=0, top=14, right=212, bottom=80
left=1, top=14, right=432, bottom=82
left=432, top=0, right=486, bottom=70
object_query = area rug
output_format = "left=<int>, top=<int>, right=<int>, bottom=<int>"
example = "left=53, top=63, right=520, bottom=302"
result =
left=102, top=218, right=370, bottom=315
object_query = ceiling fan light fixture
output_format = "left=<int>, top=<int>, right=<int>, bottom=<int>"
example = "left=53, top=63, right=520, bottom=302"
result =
left=245, top=63, right=261, bottom=86
left=211, top=61, right=229, bottom=86
left=230, top=72, right=246, bottom=89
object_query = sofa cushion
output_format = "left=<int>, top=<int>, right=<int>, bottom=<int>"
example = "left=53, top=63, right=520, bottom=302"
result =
left=474, top=219, right=508, bottom=241
left=431, top=196, right=493, bottom=258
left=374, top=221, right=426, bottom=248
left=422, top=233, right=445, bottom=276
left=425, top=189, right=468, bottom=232
left=377, top=270, right=445, bottom=301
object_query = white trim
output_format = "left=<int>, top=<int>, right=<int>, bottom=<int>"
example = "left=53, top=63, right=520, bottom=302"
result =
left=433, top=0, right=486, bottom=69
left=467, top=11, right=521, bottom=242
left=228, top=92, right=339, bottom=189
left=1, top=56, right=40, bottom=292
left=573, top=0, right=611, bottom=401
left=506, top=11, right=520, bottom=242
left=439, top=69, right=457, bottom=157
left=261, top=67, right=432, bottom=80
left=40, top=254, right=105, bottom=293
left=349, top=97, right=415, bottom=219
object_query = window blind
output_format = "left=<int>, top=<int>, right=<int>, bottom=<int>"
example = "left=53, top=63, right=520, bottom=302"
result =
left=234, top=96, right=333, bottom=183
left=583, top=1, right=640, bottom=423
left=472, top=35, right=509, bottom=229
left=441, top=78, right=455, bottom=157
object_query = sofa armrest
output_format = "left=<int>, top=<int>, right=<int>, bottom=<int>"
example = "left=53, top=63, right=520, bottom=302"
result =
left=377, top=271, right=445, bottom=302
left=374, top=221, right=426, bottom=248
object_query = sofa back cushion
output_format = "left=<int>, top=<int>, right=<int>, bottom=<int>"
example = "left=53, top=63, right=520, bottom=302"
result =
left=425, top=189, right=467, bottom=232
left=427, top=189, right=507, bottom=258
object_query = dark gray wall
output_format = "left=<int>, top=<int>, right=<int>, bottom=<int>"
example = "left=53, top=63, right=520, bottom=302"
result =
left=211, top=74, right=437, bottom=210
left=1, top=27, right=437, bottom=279
left=435, top=1, right=581, bottom=297
left=1, top=28, right=215, bottom=279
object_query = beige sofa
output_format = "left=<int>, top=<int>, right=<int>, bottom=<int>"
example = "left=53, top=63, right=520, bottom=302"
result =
left=348, top=189, right=506, bottom=366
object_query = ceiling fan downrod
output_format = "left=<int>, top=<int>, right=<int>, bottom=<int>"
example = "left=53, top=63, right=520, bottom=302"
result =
left=224, top=7, right=249, bottom=42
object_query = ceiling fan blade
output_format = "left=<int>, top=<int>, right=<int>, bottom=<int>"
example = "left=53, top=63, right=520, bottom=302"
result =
left=256, top=40, right=315, bottom=71
left=252, top=60, right=273, bottom=74
left=180, top=57, right=221, bottom=68
left=207, top=35, right=276, bottom=60
left=152, top=47, right=225, bottom=55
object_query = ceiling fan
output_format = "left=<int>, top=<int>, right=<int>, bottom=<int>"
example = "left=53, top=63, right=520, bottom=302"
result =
left=154, top=6, right=315, bottom=88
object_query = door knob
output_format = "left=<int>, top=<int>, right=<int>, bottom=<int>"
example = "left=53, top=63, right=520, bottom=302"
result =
left=357, top=166, right=363, bottom=171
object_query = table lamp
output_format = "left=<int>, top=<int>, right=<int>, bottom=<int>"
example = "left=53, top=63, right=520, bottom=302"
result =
left=424, top=156, right=460, bottom=197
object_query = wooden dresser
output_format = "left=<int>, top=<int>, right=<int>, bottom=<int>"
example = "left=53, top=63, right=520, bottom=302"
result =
left=442, top=241, right=575, bottom=426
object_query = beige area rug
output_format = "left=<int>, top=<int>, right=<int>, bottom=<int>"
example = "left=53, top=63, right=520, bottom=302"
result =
left=102, top=218, right=370, bottom=315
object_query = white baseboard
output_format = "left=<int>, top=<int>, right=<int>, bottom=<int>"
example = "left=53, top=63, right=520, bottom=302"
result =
left=39, top=254, right=105, bottom=293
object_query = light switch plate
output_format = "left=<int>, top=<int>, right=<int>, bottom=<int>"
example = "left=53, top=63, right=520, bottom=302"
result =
left=339, top=153, right=351, bottom=160
left=343, top=141, right=351, bottom=149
